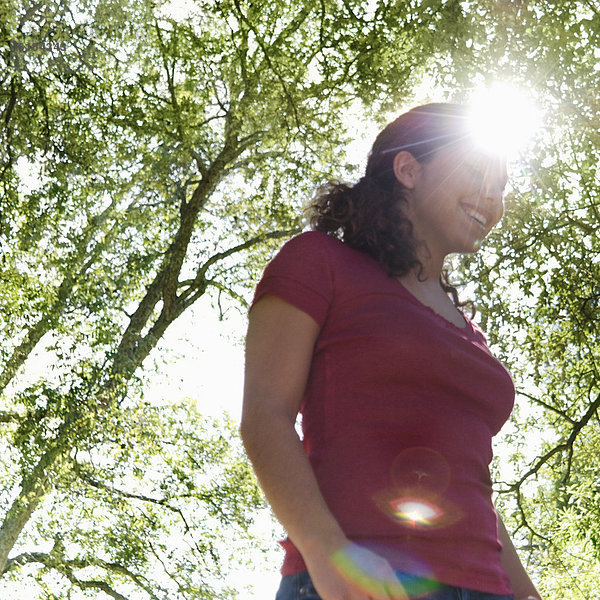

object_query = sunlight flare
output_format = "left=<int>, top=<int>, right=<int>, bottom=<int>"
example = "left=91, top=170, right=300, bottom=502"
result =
left=468, top=84, right=541, bottom=157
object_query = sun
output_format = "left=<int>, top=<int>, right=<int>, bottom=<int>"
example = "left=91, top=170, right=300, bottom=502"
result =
left=467, top=84, right=541, bottom=157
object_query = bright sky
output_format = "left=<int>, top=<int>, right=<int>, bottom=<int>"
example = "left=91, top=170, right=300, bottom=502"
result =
left=147, top=299, right=247, bottom=420
left=146, top=298, right=284, bottom=599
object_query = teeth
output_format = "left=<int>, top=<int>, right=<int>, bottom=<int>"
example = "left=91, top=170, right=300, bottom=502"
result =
left=464, top=208, right=487, bottom=228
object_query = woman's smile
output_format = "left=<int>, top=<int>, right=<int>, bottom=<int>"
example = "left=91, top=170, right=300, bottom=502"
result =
left=461, top=203, right=489, bottom=231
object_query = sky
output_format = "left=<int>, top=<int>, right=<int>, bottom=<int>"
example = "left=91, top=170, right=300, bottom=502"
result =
left=145, top=297, right=283, bottom=599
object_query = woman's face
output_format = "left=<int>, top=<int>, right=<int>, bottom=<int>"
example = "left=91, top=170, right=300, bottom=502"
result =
left=403, top=142, right=507, bottom=258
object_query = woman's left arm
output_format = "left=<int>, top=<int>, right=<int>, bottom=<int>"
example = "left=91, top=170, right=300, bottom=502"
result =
left=497, top=513, right=543, bottom=600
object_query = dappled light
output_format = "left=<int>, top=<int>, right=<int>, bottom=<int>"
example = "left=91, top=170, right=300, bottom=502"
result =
left=1, top=1, right=600, bottom=599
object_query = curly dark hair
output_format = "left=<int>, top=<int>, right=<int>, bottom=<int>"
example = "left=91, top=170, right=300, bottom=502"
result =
left=307, top=103, right=473, bottom=309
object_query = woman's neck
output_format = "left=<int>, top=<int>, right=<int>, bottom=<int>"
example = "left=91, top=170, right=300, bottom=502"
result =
left=414, top=244, right=446, bottom=283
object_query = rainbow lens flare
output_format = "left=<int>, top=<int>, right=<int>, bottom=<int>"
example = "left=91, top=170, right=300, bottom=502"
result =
left=331, top=545, right=408, bottom=600
left=331, top=544, right=440, bottom=599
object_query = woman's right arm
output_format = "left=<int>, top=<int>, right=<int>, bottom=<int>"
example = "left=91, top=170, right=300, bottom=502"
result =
left=240, top=294, right=406, bottom=600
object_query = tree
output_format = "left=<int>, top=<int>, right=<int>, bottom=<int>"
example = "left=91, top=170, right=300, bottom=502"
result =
left=0, top=0, right=471, bottom=597
left=2, top=404, right=265, bottom=599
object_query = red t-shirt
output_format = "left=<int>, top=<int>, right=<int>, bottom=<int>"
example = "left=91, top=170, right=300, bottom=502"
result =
left=251, top=231, right=515, bottom=594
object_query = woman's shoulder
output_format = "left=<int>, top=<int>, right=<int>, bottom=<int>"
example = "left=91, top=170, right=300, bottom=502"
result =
left=268, top=231, right=348, bottom=269
left=278, top=231, right=387, bottom=291
left=261, top=231, right=407, bottom=313
left=280, top=230, right=366, bottom=263
left=282, top=230, right=344, bottom=251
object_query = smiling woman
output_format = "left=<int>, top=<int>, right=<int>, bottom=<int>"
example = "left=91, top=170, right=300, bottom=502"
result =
left=241, top=103, right=543, bottom=600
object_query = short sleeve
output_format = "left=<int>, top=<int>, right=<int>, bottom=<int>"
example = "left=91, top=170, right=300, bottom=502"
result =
left=251, top=231, right=334, bottom=327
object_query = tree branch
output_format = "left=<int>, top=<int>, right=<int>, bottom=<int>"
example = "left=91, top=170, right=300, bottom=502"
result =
left=231, top=0, right=305, bottom=130
left=0, top=198, right=117, bottom=396
left=4, top=550, right=161, bottom=600
left=0, top=439, right=66, bottom=572
left=0, top=410, right=24, bottom=423
left=179, top=228, right=299, bottom=309
left=205, top=279, right=249, bottom=310
left=515, top=388, right=576, bottom=423
left=1, top=77, right=17, bottom=180
left=501, top=391, right=600, bottom=494
left=60, top=572, right=131, bottom=600
left=74, top=462, right=194, bottom=533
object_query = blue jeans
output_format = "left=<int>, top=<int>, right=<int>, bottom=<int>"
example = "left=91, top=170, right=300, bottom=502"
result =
left=274, top=571, right=515, bottom=600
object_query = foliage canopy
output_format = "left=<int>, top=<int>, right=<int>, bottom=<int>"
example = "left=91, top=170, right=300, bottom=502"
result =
left=1, top=0, right=600, bottom=598
left=0, top=0, right=472, bottom=597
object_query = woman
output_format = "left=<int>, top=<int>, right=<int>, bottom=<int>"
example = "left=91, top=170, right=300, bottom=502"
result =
left=241, top=103, right=542, bottom=600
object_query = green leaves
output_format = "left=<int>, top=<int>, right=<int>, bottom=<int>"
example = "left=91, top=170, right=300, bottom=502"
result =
left=2, top=0, right=463, bottom=596
left=4, top=0, right=600, bottom=597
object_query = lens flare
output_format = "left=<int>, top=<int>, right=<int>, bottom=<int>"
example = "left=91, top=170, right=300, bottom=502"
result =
left=390, top=447, right=451, bottom=493
left=468, top=84, right=541, bottom=157
left=390, top=498, right=444, bottom=528
left=374, top=447, right=463, bottom=530
left=331, top=544, right=440, bottom=599
left=375, top=486, right=462, bottom=530
left=331, top=545, right=410, bottom=600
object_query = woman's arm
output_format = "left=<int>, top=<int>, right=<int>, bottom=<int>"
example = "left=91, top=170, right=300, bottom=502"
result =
left=240, top=294, right=406, bottom=600
left=497, top=513, right=542, bottom=600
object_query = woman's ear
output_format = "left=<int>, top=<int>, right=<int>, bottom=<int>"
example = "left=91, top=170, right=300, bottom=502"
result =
left=392, top=151, right=421, bottom=190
